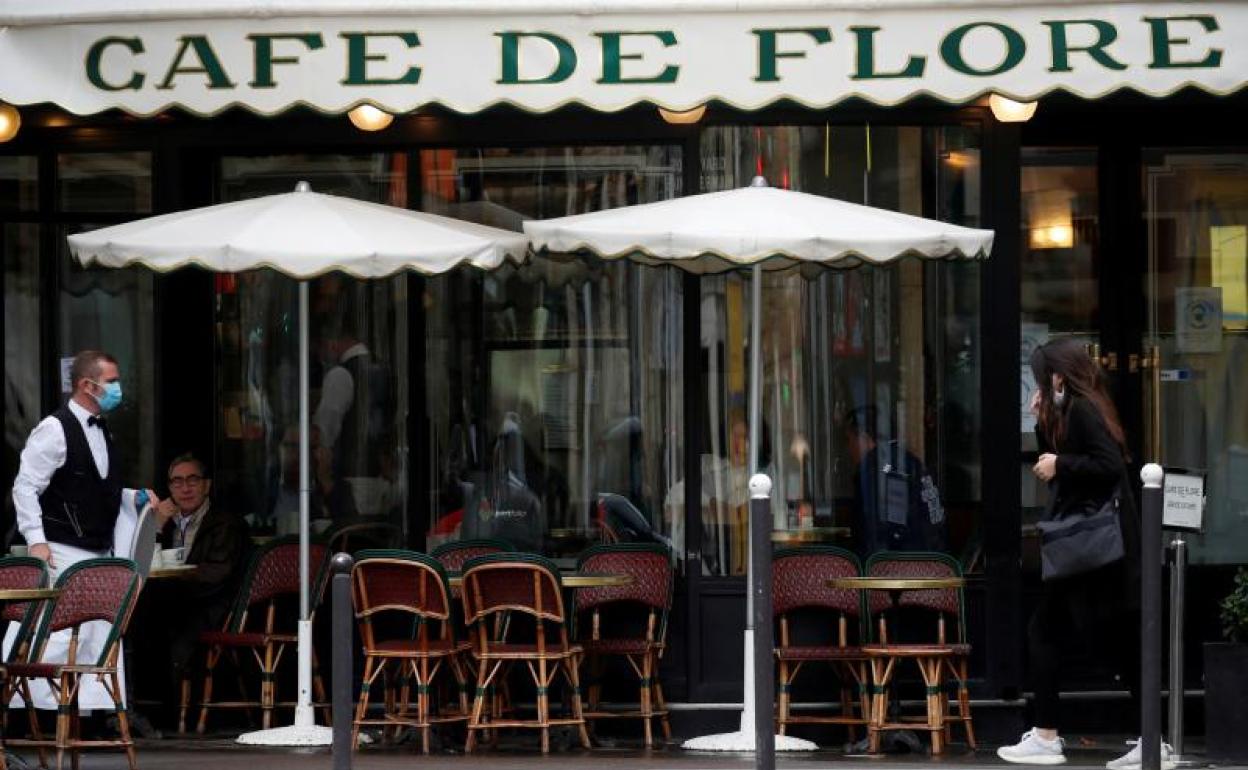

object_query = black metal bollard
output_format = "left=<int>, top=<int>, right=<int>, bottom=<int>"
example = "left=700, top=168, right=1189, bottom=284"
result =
left=750, top=474, right=775, bottom=770
left=1140, top=466, right=1163, bottom=770
left=332, top=552, right=355, bottom=770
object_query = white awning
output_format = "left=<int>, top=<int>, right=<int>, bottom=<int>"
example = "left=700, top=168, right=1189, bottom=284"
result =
left=0, top=0, right=1242, bottom=116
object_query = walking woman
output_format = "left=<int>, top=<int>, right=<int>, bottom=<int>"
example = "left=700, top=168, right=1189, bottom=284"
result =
left=998, top=339, right=1167, bottom=769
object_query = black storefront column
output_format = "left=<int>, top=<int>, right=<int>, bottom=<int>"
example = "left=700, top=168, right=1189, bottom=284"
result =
left=982, top=117, right=1025, bottom=713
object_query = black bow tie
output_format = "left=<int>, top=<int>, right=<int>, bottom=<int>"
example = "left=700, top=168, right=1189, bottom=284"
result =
left=87, top=415, right=107, bottom=428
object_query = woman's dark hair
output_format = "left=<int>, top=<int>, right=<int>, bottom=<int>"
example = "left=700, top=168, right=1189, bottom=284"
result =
left=1029, top=338, right=1127, bottom=454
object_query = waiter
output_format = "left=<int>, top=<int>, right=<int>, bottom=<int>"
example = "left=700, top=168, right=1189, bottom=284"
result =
left=9, top=349, right=156, bottom=712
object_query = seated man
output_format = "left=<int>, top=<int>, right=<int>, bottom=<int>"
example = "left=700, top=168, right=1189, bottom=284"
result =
left=144, top=453, right=250, bottom=711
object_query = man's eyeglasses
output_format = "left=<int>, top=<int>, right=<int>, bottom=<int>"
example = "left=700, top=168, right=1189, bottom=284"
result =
left=169, top=474, right=204, bottom=488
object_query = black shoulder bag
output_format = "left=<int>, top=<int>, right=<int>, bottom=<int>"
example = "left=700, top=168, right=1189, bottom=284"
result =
left=1035, top=493, right=1125, bottom=581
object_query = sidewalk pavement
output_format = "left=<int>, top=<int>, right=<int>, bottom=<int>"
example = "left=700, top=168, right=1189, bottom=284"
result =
left=16, top=738, right=1246, bottom=770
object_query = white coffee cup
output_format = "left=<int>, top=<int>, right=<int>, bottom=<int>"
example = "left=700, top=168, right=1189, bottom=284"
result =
left=161, top=547, right=186, bottom=566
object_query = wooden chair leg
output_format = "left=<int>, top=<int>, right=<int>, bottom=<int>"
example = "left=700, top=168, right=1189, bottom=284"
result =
left=111, top=672, right=138, bottom=770
left=638, top=654, right=654, bottom=748
left=352, top=656, right=377, bottom=751
left=196, top=647, right=220, bottom=735
left=261, top=644, right=275, bottom=730
left=776, top=659, right=788, bottom=735
left=566, top=655, right=591, bottom=750
left=956, top=658, right=976, bottom=749
left=17, top=679, right=48, bottom=768
left=312, top=648, right=331, bottom=727
left=419, top=659, right=432, bottom=756
left=464, top=660, right=490, bottom=754
left=917, top=657, right=944, bottom=755
left=654, top=679, right=672, bottom=741
left=54, top=675, right=72, bottom=770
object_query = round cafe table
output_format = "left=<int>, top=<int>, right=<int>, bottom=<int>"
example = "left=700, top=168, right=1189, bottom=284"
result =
left=826, top=576, right=964, bottom=592
left=826, top=575, right=967, bottom=756
left=0, top=589, right=61, bottom=603
left=148, top=564, right=198, bottom=580
left=771, top=526, right=851, bottom=545
left=446, top=572, right=633, bottom=590
left=0, top=588, right=60, bottom=770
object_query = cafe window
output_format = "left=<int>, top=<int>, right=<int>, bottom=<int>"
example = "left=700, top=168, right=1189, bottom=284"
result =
left=0, top=155, right=38, bottom=213
left=215, top=154, right=411, bottom=537
left=4, top=219, right=41, bottom=484
left=695, top=124, right=984, bottom=576
left=419, top=145, right=686, bottom=566
left=57, top=152, right=152, bottom=213
left=50, top=152, right=157, bottom=485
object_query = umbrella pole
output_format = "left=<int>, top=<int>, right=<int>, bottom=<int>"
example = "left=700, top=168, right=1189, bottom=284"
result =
left=682, top=264, right=813, bottom=755
left=236, top=279, right=331, bottom=747
left=742, top=262, right=762, bottom=730
left=296, top=279, right=314, bottom=728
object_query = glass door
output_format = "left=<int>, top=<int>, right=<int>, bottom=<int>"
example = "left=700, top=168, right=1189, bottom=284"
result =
left=1143, top=152, right=1248, bottom=565
left=1019, top=148, right=1103, bottom=524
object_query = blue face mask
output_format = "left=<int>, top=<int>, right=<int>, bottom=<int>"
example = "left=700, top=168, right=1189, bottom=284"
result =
left=90, top=380, right=123, bottom=413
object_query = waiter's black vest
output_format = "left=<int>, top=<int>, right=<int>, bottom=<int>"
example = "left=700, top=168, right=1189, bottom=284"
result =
left=37, top=406, right=122, bottom=551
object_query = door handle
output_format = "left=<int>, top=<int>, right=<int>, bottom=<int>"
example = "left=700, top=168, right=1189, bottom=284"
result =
left=1088, top=343, right=1119, bottom=372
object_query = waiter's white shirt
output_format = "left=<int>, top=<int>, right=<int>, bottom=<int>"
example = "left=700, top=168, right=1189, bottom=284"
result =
left=12, top=398, right=136, bottom=547
left=7, top=397, right=138, bottom=712
left=313, top=342, right=369, bottom=450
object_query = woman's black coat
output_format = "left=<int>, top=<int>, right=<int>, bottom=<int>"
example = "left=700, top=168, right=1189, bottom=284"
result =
left=1037, top=395, right=1142, bottom=607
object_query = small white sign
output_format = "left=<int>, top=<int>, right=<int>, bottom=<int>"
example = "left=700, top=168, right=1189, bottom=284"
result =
left=59, top=356, right=75, bottom=394
left=1175, top=287, right=1222, bottom=353
left=1019, top=323, right=1049, bottom=434
left=1163, top=472, right=1205, bottom=531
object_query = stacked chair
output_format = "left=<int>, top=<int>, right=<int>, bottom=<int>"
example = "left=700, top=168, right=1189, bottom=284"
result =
left=430, top=539, right=514, bottom=572
left=861, top=551, right=975, bottom=754
left=459, top=553, right=590, bottom=754
left=573, top=543, right=673, bottom=747
left=349, top=550, right=470, bottom=753
left=770, top=547, right=870, bottom=739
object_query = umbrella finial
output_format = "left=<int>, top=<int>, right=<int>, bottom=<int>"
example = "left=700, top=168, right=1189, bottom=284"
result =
left=294, top=180, right=311, bottom=193
left=749, top=175, right=769, bottom=188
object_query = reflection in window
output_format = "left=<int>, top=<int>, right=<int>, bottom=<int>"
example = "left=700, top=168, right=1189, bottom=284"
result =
left=696, top=124, right=983, bottom=576
left=421, top=145, right=685, bottom=565
left=4, top=223, right=42, bottom=484
left=215, top=155, right=410, bottom=538
left=57, top=152, right=152, bottom=213
left=0, top=155, right=39, bottom=212
left=1018, top=149, right=1099, bottom=517
left=56, top=227, right=156, bottom=486
left=1144, top=152, right=1248, bottom=565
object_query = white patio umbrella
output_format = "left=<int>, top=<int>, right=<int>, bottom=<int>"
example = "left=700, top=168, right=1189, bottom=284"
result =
left=525, top=176, right=993, bottom=752
left=68, top=181, right=527, bottom=746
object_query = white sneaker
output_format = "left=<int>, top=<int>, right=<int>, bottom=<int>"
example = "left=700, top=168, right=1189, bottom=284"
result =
left=998, top=729, right=1068, bottom=765
left=1106, top=738, right=1178, bottom=770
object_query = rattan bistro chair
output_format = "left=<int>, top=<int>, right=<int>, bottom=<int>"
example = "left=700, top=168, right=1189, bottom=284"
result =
left=3, top=558, right=142, bottom=770
left=350, top=550, right=470, bottom=753
left=573, top=543, right=673, bottom=747
left=0, top=557, right=50, bottom=661
left=430, top=539, right=514, bottom=572
left=181, top=537, right=330, bottom=733
left=0, top=556, right=50, bottom=769
left=861, top=551, right=975, bottom=755
left=459, top=553, right=590, bottom=754
left=771, top=547, right=870, bottom=738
